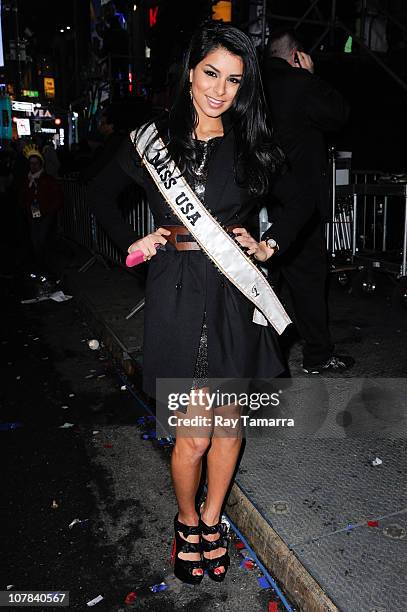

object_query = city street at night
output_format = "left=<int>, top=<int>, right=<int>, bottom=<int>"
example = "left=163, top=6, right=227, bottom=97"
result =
left=1, top=1, right=407, bottom=611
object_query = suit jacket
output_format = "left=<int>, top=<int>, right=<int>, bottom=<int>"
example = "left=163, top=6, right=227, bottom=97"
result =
left=86, top=114, right=284, bottom=396
left=262, top=57, right=350, bottom=253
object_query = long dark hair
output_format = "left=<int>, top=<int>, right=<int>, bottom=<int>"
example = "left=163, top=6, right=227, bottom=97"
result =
left=140, top=21, right=283, bottom=196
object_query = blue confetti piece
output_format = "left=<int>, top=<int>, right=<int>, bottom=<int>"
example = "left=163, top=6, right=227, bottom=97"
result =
left=347, top=523, right=354, bottom=530
left=0, top=422, right=24, bottom=431
left=142, top=433, right=150, bottom=440
left=136, top=417, right=146, bottom=425
left=150, top=582, right=168, bottom=593
left=147, top=415, right=156, bottom=421
left=258, top=576, right=270, bottom=589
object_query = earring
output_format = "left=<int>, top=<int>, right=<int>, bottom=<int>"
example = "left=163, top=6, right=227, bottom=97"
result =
left=189, top=83, right=193, bottom=100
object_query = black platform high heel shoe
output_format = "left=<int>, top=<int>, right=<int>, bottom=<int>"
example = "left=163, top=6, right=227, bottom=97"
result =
left=199, top=516, right=230, bottom=582
left=171, top=514, right=204, bottom=585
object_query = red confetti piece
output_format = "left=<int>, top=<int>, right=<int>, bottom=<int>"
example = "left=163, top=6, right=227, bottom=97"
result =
left=243, top=559, right=255, bottom=569
left=124, top=591, right=137, bottom=604
left=268, top=602, right=278, bottom=612
left=234, top=541, right=245, bottom=549
left=103, top=443, right=113, bottom=448
left=367, top=520, right=379, bottom=527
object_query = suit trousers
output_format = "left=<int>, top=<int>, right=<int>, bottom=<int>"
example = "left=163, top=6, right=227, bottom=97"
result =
left=269, top=214, right=334, bottom=366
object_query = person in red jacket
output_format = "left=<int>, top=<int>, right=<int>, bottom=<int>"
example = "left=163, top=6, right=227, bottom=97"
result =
left=20, top=145, right=63, bottom=272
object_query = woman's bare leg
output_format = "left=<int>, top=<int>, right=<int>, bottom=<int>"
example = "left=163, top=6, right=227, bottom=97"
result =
left=201, top=405, right=243, bottom=575
left=170, top=389, right=212, bottom=575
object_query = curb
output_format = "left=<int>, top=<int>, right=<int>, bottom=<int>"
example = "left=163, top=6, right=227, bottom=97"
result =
left=225, top=484, right=338, bottom=612
left=70, top=277, right=338, bottom=612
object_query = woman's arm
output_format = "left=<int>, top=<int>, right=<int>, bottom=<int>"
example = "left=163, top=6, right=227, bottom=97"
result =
left=86, top=136, right=146, bottom=254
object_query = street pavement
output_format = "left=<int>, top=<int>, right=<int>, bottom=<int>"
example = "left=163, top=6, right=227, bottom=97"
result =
left=0, top=274, right=289, bottom=611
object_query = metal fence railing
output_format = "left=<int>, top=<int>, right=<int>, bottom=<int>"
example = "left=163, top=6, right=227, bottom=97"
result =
left=60, top=178, right=154, bottom=270
left=60, top=171, right=406, bottom=282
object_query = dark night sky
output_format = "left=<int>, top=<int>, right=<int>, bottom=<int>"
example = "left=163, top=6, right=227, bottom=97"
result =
left=19, top=0, right=74, bottom=52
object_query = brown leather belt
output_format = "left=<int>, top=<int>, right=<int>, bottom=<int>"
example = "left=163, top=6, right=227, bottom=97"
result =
left=162, top=224, right=240, bottom=251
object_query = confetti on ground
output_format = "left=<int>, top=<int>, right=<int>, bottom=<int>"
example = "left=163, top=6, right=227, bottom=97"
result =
left=240, top=559, right=255, bottom=570
left=69, top=393, right=75, bottom=398
left=86, top=594, right=104, bottom=606
left=371, top=457, right=383, bottom=466
left=51, top=500, right=59, bottom=509
left=268, top=602, right=279, bottom=612
left=0, top=422, right=23, bottom=431
left=150, top=582, right=168, bottom=593
left=234, top=541, right=245, bottom=549
left=88, top=339, right=100, bottom=350
left=258, top=576, right=270, bottom=589
left=367, top=520, right=379, bottom=527
left=120, top=385, right=127, bottom=391
left=68, top=518, right=89, bottom=529
left=124, top=592, right=137, bottom=604
left=142, top=431, right=157, bottom=440
left=103, top=443, right=113, bottom=449
left=61, top=405, right=69, bottom=410
left=59, top=422, right=75, bottom=429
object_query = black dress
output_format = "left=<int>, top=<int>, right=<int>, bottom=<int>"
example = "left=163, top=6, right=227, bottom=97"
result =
left=87, top=116, right=286, bottom=399
left=189, top=137, right=222, bottom=389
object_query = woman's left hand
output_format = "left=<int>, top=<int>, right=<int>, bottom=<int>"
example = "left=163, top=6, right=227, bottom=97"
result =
left=232, top=228, right=275, bottom=262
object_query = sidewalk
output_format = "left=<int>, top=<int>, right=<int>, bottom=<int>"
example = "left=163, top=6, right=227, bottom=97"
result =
left=62, top=244, right=407, bottom=612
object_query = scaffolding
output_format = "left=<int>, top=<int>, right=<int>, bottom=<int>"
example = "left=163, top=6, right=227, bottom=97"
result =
left=244, top=0, right=407, bottom=92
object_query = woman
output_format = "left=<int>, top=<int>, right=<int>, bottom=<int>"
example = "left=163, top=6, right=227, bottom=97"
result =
left=88, top=22, right=288, bottom=584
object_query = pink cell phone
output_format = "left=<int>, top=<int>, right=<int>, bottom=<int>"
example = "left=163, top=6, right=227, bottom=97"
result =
left=125, top=243, right=161, bottom=267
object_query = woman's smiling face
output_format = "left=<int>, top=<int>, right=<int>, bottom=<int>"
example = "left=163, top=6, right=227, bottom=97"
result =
left=189, top=46, right=243, bottom=121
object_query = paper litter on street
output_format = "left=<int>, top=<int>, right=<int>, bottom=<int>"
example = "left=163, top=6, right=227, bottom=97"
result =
left=86, top=594, right=104, bottom=606
left=21, top=290, right=73, bottom=305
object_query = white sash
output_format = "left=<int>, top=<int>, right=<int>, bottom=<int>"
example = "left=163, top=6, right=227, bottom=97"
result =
left=130, top=123, right=291, bottom=336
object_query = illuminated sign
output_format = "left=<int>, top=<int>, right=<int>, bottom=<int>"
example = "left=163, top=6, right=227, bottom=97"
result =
left=44, top=77, right=55, bottom=98
left=212, top=1, right=232, bottom=22
left=16, top=118, right=31, bottom=136
left=0, top=1, right=4, bottom=67
left=22, top=89, right=39, bottom=98
left=41, top=127, right=57, bottom=134
left=12, top=100, right=34, bottom=112
left=149, top=5, right=158, bottom=27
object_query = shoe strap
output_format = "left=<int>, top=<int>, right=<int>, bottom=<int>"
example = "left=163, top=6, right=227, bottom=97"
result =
left=201, top=535, right=229, bottom=552
left=174, top=516, right=200, bottom=537
left=175, top=538, right=201, bottom=554
left=204, top=552, right=230, bottom=571
left=176, top=557, right=203, bottom=569
left=200, top=518, right=228, bottom=536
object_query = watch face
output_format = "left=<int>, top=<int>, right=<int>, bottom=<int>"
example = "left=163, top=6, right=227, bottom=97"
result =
left=267, top=238, right=277, bottom=248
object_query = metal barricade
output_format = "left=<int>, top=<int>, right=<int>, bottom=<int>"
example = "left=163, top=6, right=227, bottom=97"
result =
left=59, top=178, right=154, bottom=270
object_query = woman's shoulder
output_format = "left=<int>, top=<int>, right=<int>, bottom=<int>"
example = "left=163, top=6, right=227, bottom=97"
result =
left=130, top=111, right=170, bottom=143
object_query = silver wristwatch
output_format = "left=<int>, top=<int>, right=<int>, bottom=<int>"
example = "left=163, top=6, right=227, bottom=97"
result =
left=266, top=238, right=279, bottom=252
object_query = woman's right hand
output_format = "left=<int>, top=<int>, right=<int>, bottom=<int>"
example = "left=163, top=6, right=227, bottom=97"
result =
left=127, top=227, right=171, bottom=261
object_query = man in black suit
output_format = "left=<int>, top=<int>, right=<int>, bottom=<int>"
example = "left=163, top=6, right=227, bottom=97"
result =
left=261, top=29, right=354, bottom=374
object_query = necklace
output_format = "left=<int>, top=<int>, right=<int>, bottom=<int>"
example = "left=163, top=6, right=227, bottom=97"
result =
left=195, top=141, right=209, bottom=176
